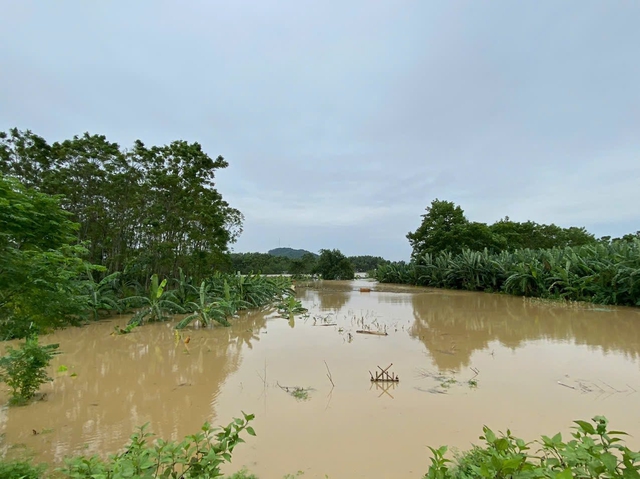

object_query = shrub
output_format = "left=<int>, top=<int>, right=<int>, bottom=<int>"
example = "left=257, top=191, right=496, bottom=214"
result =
left=0, top=336, right=59, bottom=404
left=0, top=459, right=46, bottom=479
left=60, top=412, right=256, bottom=478
left=314, top=249, right=355, bottom=280
left=425, top=416, right=640, bottom=478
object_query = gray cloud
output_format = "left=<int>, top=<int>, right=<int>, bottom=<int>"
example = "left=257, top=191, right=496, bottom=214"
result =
left=1, top=1, right=638, bottom=260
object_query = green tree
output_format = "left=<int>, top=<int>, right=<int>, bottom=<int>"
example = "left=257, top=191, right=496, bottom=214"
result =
left=0, top=174, right=99, bottom=338
left=0, top=129, right=243, bottom=283
left=407, top=199, right=470, bottom=258
left=407, top=200, right=597, bottom=259
left=314, top=249, right=355, bottom=280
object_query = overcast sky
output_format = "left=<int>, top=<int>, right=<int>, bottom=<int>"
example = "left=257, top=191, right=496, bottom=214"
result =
left=1, top=1, right=638, bottom=260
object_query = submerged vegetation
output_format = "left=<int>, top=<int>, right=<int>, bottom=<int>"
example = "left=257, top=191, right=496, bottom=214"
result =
left=0, top=336, right=59, bottom=404
left=0, top=167, right=293, bottom=339
left=175, top=273, right=295, bottom=329
left=376, top=240, right=640, bottom=306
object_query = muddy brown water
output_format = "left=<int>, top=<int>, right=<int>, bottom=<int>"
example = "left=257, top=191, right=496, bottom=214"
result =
left=1, top=279, right=640, bottom=478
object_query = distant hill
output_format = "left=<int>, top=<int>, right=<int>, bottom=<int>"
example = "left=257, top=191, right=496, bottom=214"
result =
left=268, top=247, right=317, bottom=259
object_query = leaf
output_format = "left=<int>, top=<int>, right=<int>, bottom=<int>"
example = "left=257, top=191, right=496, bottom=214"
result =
left=484, top=428, right=496, bottom=444
left=601, top=452, right=618, bottom=472
left=245, top=427, right=256, bottom=437
left=555, top=468, right=573, bottom=479
left=494, top=438, right=509, bottom=451
left=502, top=457, right=525, bottom=472
left=574, top=420, right=596, bottom=435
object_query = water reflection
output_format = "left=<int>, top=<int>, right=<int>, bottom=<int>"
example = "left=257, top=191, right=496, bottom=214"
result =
left=298, top=282, right=351, bottom=311
left=376, top=293, right=413, bottom=305
left=410, top=290, right=640, bottom=371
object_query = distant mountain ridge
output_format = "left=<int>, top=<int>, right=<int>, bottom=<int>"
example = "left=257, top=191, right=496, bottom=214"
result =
left=268, top=247, right=317, bottom=259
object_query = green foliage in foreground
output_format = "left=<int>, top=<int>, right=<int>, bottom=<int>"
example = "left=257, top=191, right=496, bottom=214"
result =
left=0, top=174, right=101, bottom=340
left=0, top=336, right=59, bottom=404
left=60, top=413, right=255, bottom=478
left=0, top=459, right=46, bottom=479
left=425, top=416, right=640, bottom=478
left=376, top=239, right=640, bottom=307
left=0, top=414, right=256, bottom=479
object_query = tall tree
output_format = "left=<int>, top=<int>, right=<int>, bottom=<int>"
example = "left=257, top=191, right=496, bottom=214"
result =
left=314, top=249, right=355, bottom=280
left=0, top=129, right=243, bottom=281
left=407, top=199, right=469, bottom=258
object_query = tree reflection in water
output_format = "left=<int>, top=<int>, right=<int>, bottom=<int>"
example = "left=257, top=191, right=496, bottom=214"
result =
left=409, top=290, right=640, bottom=371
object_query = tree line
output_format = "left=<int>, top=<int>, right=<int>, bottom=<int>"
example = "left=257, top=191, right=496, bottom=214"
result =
left=406, top=199, right=601, bottom=259
left=229, top=251, right=389, bottom=275
left=376, top=199, right=640, bottom=307
left=0, top=128, right=243, bottom=283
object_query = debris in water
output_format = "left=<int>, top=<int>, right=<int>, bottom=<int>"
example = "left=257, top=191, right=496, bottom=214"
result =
left=370, top=363, right=399, bottom=382
left=356, top=330, right=388, bottom=336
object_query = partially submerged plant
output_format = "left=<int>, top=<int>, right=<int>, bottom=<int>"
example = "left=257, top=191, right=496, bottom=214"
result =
left=277, top=296, right=308, bottom=318
left=81, top=270, right=122, bottom=320
left=0, top=336, right=60, bottom=404
left=176, top=281, right=235, bottom=329
left=278, top=383, right=312, bottom=401
left=125, top=274, right=185, bottom=326
left=176, top=274, right=294, bottom=330
left=416, top=368, right=480, bottom=394
left=112, top=323, right=137, bottom=335
left=172, top=267, right=198, bottom=308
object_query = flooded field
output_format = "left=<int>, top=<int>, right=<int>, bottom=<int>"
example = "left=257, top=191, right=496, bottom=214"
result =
left=1, top=279, right=640, bottom=478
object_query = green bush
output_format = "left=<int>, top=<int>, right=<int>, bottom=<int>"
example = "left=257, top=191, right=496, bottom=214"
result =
left=0, top=336, right=59, bottom=404
left=60, top=412, right=256, bottom=478
left=425, top=416, right=640, bottom=478
left=0, top=459, right=45, bottom=479
left=314, top=249, right=355, bottom=280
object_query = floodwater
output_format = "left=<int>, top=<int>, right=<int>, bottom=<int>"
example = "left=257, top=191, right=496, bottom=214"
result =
left=1, top=279, right=640, bottom=478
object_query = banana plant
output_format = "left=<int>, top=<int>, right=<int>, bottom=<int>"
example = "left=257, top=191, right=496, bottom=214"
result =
left=126, top=274, right=184, bottom=326
left=175, top=281, right=223, bottom=329
left=172, top=267, right=198, bottom=309
left=82, top=270, right=122, bottom=320
left=277, top=296, right=308, bottom=318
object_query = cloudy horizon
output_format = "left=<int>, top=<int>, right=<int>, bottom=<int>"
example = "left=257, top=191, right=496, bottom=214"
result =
left=1, top=1, right=638, bottom=261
